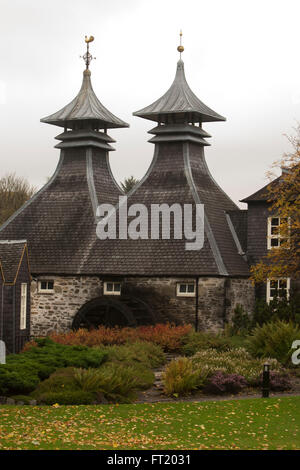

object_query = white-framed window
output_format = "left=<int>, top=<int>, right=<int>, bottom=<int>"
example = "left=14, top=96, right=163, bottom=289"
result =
left=38, top=280, right=54, bottom=293
left=266, top=278, right=290, bottom=303
left=20, top=283, right=27, bottom=330
left=267, top=217, right=289, bottom=249
left=104, top=281, right=121, bottom=296
left=176, top=282, right=196, bottom=297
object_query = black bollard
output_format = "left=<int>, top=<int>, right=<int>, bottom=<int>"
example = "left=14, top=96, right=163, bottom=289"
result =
left=262, top=363, right=270, bottom=398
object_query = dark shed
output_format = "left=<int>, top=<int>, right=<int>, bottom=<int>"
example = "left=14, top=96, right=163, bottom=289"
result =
left=0, top=240, right=31, bottom=353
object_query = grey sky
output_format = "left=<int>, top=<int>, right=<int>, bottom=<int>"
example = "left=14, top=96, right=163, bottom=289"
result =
left=1, top=0, right=300, bottom=207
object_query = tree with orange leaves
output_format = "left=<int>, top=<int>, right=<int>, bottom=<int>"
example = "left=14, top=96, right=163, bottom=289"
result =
left=250, top=126, right=300, bottom=283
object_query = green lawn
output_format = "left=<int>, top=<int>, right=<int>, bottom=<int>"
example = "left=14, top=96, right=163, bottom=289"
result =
left=0, top=397, right=299, bottom=450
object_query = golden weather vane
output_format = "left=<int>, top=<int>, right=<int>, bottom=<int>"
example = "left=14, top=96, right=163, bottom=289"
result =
left=80, top=35, right=96, bottom=70
left=177, top=30, right=184, bottom=59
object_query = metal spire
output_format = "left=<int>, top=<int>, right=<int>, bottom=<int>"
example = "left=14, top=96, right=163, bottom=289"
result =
left=177, top=30, right=184, bottom=59
left=81, top=35, right=96, bottom=70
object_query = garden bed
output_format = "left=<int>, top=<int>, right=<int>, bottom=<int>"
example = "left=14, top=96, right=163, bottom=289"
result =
left=0, top=323, right=298, bottom=406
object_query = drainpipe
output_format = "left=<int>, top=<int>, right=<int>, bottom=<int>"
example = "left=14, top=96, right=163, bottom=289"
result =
left=195, top=277, right=199, bottom=332
left=223, top=278, right=230, bottom=327
left=0, top=284, right=3, bottom=340
left=12, top=285, right=16, bottom=354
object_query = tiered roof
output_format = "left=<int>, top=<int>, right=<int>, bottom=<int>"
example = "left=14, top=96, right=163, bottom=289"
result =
left=41, top=69, right=129, bottom=130
left=134, top=59, right=225, bottom=124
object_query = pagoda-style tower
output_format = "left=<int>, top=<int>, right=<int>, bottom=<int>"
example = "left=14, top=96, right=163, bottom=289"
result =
left=87, top=38, right=249, bottom=279
left=0, top=37, right=128, bottom=275
left=0, top=37, right=130, bottom=335
left=81, top=35, right=254, bottom=330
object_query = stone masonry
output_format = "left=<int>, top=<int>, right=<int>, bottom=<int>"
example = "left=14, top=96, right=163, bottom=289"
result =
left=30, top=276, right=103, bottom=336
left=30, top=275, right=255, bottom=336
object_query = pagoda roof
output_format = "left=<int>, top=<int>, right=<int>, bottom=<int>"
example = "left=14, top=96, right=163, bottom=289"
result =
left=133, top=60, right=226, bottom=123
left=41, top=69, right=129, bottom=130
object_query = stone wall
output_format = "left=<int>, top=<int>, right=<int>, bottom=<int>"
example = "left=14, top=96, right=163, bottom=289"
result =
left=30, top=274, right=255, bottom=336
left=225, top=278, right=255, bottom=322
left=30, top=276, right=102, bottom=336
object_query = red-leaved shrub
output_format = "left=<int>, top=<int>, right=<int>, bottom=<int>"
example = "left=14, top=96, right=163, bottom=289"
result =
left=43, top=324, right=193, bottom=352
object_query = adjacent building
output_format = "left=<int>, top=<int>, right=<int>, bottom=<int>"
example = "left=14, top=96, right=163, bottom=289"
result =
left=0, top=241, right=31, bottom=352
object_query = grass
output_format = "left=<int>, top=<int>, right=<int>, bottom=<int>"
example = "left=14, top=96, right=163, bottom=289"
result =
left=0, top=396, right=299, bottom=450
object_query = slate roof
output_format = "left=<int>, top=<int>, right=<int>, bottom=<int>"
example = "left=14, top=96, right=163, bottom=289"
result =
left=240, top=177, right=280, bottom=203
left=226, top=210, right=248, bottom=253
left=0, top=56, right=249, bottom=278
left=0, top=240, right=28, bottom=284
left=79, top=141, right=250, bottom=277
left=41, top=69, right=129, bottom=130
left=0, top=59, right=127, bottom=274
left=133, top=60, right=226, bottom=123
left=0, top=148, right=122, bottom=274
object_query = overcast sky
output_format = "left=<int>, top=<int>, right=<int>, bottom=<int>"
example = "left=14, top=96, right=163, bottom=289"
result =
left=1, top=0, right=300, bottom=207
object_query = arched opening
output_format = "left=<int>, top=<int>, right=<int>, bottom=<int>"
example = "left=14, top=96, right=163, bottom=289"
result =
left=72, top=297, right=137, bottom=330
left=72, top=295, right=157, bottom=330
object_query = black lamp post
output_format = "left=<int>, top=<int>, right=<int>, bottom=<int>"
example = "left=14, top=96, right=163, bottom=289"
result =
left=262, top=362, right=270, bottom=398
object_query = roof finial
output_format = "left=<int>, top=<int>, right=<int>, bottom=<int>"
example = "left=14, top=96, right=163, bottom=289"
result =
left=177, top=30, right=184, bottom=59
left=81, top=35, right=96, bottom=70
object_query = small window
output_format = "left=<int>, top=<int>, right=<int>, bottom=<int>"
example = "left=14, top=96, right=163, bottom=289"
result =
left=38, top=280, right=54, bottom=293
left=266, top=278, right=290, bottom=303
left=20, top=283, right=27, bottom=330
left=267, top=217, right=290, bottom=250
left=104, top=282, right=121, bottom=296
left=176, top=282, right=196, bottom=297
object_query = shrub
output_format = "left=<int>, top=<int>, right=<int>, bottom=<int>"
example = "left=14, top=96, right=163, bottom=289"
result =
left=37, top=391, right=95, bottom=405
left=104, top=342, right=165, bottom=369
left=10, top=395, right=36, bottom=404
left=230, top=304, right=252, bottom=335
left=31, top=367, right=78, bottom=396
left=80, top=364, right=140, bottom=403
left=163, top=348, right=283, bottom=396
left=0, top=339, right=107, bottom=395
left=48, top=323, right=192, bottom=351
left=247, top=320, right=300, bottom=365
left=71, top=365, right=141, bottom=403
left=191, top=348, right=281, bottom=384
left=162, top=357, right=207, bottom=396
left=33, top=362, right=151, bottom=404
left=253, top=371, right=292, bottom=392
left=252, top=292, right=300, bottom=327
left=0, top=368, right=40, bottom=395
left=203, top=371, right=248, bottom=395
left=181, top=331, right=233, bottom=356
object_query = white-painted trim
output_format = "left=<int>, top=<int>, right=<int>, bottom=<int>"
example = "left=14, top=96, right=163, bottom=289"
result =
left=266, top=277, right=290, bottom=303
left=176, top=282, right=196, bottom=297
left=267, top=216, right=290, bottom=250
left=0, top=240, right=27, bottom=245
left=103, top=281, right=121, bottom=296
left=20, top=283, right=27, bottom=330
left=38, top=280, right=54, bottom=294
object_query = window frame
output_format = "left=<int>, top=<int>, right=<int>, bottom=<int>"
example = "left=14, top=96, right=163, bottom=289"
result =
left=176, top=282, right=196, bottom=297
left=38, top=280, right=55, bottom=294
left=20, top=283, right=27, bottom=330
left=267, top=216, right=290, bottom=250
left=103, top=281, right=121, bottom=296
left=266, top=278, right=290, bottom=303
